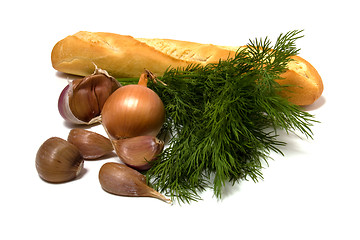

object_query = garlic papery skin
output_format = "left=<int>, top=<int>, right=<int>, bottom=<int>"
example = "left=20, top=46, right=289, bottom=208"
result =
left=58, top=83, right=87, bottom=124
left=67, top=128, right=113, bottom=160
left=36, top=137, right=84, bottom=183
left=58, top=67, right=121, bottom=125
left=99, top=162, right=171, bottom=203
left=112, top=136, right=164, bottom=171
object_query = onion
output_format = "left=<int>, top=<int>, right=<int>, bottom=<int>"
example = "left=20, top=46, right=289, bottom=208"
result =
left=101, top=71, right=165, bottom=139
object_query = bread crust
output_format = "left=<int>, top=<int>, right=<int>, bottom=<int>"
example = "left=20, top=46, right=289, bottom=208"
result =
left=51, top=31, right=235, bottom=78
left=277, top=55, right=323, bottom=105
left=51, top=31, right=323, bottom=105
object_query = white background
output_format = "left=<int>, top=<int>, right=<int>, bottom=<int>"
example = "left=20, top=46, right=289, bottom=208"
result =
left=1, top=0, right=359, bottom=239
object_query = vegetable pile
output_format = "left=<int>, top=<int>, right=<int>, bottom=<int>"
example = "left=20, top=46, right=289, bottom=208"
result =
left=36, top=30, right=318, bottom=204
left=144, top=30, right=316, bottom=203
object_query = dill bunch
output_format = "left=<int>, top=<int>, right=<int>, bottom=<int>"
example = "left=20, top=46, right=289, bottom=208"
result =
left=146, top=30, right=317, bottom=203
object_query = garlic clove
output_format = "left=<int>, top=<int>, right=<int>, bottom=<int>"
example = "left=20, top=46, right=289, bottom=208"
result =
left=36, top=137, right=84, bottom=183
left=58, top=66, right=121, bottom=125
left=112, top=136, right=164, bottom=171
left=98, top=162, right=171, bottom=203
left=67, top=129, right=114, bottom=160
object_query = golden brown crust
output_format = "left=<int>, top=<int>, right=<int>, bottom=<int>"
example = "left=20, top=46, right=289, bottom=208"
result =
left=277, top=55, right=323, bottom=105
left=52, top=32, right=188, bottom=77
left=51, top=31, right=323, bottom=106
left=135, top=38, right=236, bottom=63
left=51, top=31, right=235, bottom=78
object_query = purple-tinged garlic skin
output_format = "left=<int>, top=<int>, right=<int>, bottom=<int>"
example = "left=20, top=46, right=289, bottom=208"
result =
left=58, top=67, right=121, bottom=125
left=113, top=136, right=164, bottom=171
left=58, top=84, right=86, bottom=124
left=98, top=162, right=171, bottom=203
left=67, top=128, right=113, bottom=160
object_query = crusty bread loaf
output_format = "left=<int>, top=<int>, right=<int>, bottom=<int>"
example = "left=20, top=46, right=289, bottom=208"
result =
left=51, top=31, right=236, bottom=78
left=51, top=31, right=323, bottom=105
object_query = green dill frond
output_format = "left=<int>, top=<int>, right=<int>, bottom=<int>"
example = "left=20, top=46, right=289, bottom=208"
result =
left=146, top=30, right=317, bottom=203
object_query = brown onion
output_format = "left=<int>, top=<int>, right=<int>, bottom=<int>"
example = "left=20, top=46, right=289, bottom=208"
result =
left=101, top=71, right=165, bottom=139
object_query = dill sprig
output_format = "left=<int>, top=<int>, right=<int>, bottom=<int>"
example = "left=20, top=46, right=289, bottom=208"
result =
left=145, top=30, right=317, bottom=203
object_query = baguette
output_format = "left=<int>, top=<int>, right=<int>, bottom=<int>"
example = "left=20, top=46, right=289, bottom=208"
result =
left=51, top=31, right=323, bottom=106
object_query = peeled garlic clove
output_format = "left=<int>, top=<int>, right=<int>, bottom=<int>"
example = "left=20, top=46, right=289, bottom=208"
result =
left=58, top=67, right=121, bottom=125
left=67, top=128, right=113, bottom=160
left=112, top=136, right=164, bottom=171
left=36, top=137, right=84, bottom=183
left=99, top=162, right=171, bottom=203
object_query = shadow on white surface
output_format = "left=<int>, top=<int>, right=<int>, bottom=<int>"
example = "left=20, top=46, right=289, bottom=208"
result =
left=302, top=95, right=326, bottom=111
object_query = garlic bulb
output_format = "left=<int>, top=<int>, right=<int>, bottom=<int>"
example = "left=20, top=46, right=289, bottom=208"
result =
left=35, top=137, right=84, bottom=183
left=58, top=67, right=121, bottom=125
left=112, top=136, right=164, bottom=171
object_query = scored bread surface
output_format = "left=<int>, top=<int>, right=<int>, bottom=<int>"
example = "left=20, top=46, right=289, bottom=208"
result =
left=51, top=31, right=323, bottom=105
left=135, top=38, right=237, bottom=63
left=52, top=31, right=236, bottom=78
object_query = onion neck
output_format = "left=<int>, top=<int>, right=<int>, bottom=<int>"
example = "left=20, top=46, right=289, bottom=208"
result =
left=138, top=71, right=149, bottom=87
left=137, top=69, right=161, bottom=87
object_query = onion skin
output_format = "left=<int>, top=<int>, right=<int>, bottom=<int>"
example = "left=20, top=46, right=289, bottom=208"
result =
left=101, top=84, right=165, bottom=139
